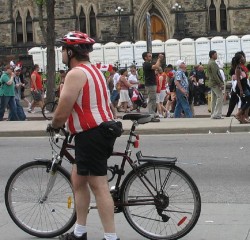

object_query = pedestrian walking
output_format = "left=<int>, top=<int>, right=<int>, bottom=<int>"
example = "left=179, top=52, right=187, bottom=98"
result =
left=0, top=64, right=19, bottom=121
left=28, top=64, right=45, bottom=114
left=174, top=60, right=193, bottom=118
left=9, top=66, right=26, bottom=120
left=233, top=52, right=250, bottom=123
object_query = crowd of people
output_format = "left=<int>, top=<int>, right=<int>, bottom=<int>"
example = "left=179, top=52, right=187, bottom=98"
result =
left=104, top=50, right=250, bottom=123
left=0, top=61, right=67, bottom=121
left=106, top=52, right=210, bottom=121
left=1, top=48, right=250, bottom=124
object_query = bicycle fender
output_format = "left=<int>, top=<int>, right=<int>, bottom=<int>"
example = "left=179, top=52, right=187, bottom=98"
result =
left=34, top=158, right=52, bottom=163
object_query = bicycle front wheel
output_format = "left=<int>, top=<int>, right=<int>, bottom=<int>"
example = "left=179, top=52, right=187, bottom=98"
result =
left=120, top=163, right=201, bottom=240
left=5, top=161, right=76, bottom=238
left=42, top=101, right=58, bottom=120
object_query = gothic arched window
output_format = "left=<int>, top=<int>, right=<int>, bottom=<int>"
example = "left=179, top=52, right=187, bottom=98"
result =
left=79, top=7, right=86, bottom=33
left=220, top=0, right=227, bottom=31
left=16, top=11, right=23, bottom=43
left=209, top=0, right=217, bottom=31
left=89, top=6, right=96, bottom=38
left=26, top=11, right=33, bottom=42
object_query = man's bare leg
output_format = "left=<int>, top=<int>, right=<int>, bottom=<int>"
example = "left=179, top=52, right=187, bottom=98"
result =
left=88, top=175, right=116, bottom=233
left=71, top=165, right=91, bottom=226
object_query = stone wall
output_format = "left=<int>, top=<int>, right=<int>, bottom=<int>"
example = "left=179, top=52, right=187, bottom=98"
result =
left=0, top=0, right=250, bottom=47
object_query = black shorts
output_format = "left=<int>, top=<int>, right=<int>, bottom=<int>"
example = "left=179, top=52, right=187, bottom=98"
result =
left=75, top=125, right=116, bottom=176
left=31, top=90, right=42, bottom=101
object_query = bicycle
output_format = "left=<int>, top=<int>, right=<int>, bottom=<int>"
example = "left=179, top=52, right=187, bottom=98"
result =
left=42, top=89, right=59, bottom=120
left=5, top=113, right=201, bottom=240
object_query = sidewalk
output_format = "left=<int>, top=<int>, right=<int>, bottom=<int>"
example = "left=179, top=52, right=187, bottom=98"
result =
left=1, top=103, right=250, bottom=137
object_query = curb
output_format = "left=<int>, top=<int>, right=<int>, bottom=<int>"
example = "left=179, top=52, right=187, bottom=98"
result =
left=1, top=118, right=250, bottom=137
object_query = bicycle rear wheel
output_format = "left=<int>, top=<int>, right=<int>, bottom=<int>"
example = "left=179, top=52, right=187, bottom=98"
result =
left=120, top=163, right=201, bottom=240
left=5, top=161, right=76, bottom=238
left=42, top=101, right=58, bottom=120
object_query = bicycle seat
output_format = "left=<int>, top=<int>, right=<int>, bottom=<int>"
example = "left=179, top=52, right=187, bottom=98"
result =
left=123, top=113, right=152, bottom=124
left=136, top=151, right=177, bottom=164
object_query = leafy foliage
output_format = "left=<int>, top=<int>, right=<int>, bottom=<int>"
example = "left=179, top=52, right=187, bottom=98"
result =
left=35, top=0, right=45, bottom=5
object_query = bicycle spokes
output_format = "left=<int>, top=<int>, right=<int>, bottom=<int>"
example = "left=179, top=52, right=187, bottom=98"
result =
left=121, top=164, right=201, bottom=239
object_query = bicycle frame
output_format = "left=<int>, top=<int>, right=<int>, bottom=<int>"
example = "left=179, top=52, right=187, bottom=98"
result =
left=48, top=118, right=177, bottom=211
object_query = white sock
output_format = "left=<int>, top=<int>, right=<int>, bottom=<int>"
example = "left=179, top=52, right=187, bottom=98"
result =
left=104, top=232, right=118, bottom=240
left=74, top=223, right=87, bottom=237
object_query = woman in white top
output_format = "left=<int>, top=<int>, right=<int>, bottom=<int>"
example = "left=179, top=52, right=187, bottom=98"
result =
left=118, top=69, right=132, bottom=113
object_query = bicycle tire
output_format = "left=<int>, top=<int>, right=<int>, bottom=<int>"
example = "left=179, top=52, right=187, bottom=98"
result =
left=5, top=161, right=76, bottom=238
left=42, top=101, right=58, bottom=120
left=120, top=163, right=201, bottom=240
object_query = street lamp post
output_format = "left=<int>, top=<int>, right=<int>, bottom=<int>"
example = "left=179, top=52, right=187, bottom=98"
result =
left=172, top=3, right=184, bottom=40
left=115, top=6, right=124, bottom=37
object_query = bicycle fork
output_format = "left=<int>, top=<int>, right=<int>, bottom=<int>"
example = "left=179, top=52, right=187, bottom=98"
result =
left=38, top=156, right=61, bottom=204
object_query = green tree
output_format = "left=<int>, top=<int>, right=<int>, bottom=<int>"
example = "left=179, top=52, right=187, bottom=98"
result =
left=35, top=0, right=46, bottom=42
left=35, top=0, right=56, bottom=103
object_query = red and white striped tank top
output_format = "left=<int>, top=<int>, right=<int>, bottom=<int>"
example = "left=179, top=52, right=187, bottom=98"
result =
left=66, top=64, right=113, bottom=134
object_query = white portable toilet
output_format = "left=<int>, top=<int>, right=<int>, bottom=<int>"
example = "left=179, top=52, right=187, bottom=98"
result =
left=28, top=47, right=46, bottom=71
left=241, top=35, right=250, bottom=62
left=55, top=47, right=63, bottom=71
left=195, top=37, right=211, bottom=65
left=118, top=41, right=134, bottom=68
left=152, top=40, right=165, bottom=54
left=133, top=41, right=147, bottom=67
left=103, top=42, right=119, bottom=65
left=180, top=38, right=195, bottom=65
left=210, top=36, right=226, bottom=63
left=165, top=39, right=180, bottom=65
left=89, top=43, right=104, bottom=64
left=42, top=48, right=47, bottom=73
left=225, top=35, right=241, bottom=64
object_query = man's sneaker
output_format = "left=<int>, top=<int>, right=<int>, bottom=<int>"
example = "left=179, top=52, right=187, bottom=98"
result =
left=59, top=232, right=87, bottom=240
left=150, top=117, right=160, bottom=122
left=102, top=238, right=120, bottom=240
left=28, top=109, right=35, bottom=114
left=165, top=111, right=171, bottom=118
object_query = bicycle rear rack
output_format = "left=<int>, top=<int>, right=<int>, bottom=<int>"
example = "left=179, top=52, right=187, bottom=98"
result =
left=136, top=151, right=177, bottom=164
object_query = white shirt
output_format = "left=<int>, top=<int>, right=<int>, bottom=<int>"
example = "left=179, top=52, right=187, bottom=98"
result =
left=113, top=72, right=120, bottom=90
left=128, top=74, right=139, bottom=89
left=219, top=69, right=226, bottom=82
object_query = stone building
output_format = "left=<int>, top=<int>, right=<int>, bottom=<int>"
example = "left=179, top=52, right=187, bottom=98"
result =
left=0, top=0, right=250, bottom=49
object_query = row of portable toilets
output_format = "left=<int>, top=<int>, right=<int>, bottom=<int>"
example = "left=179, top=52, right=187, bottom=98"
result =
left=28, top=35, right=250, bottom=71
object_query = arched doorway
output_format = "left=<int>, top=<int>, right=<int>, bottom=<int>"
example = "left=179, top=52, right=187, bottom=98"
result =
left=143, top=15, right=166, bottom=41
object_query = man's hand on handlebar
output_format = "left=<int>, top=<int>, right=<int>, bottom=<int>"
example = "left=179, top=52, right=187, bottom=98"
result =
left=46, top=123, right=60, bottom=133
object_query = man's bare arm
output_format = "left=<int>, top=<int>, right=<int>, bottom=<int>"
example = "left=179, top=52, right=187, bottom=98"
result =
left=31, top=73, right=37, bottom=90
left=52, top=68, right=87, bottom=129
left=152, top=54, right=164, bottom=70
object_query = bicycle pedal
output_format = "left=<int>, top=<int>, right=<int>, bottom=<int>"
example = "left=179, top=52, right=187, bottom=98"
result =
left=114, top=206, right=122, bottom=213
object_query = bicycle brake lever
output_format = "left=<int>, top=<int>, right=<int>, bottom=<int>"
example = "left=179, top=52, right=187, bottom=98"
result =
left=54, top=133, right=64, bottom=143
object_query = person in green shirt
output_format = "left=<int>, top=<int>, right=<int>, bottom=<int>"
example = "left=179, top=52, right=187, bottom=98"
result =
left=0, top=64, right=19, bottom=121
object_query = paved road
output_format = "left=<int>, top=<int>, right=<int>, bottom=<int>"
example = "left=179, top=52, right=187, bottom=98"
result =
left=1, top=134, right=250, bottom=240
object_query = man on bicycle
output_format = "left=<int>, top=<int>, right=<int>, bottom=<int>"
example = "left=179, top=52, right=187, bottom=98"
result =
left=50, top=31, right=121, bottom=240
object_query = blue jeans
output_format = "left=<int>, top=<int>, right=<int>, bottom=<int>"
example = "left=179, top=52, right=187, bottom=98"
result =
left=9, top=99, right=26, bottom=121
left=0, top=96, right=19, bottom=121
left=174, top=89, right=193, bottom=118
left=110, top=90, right=120, bottom=104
